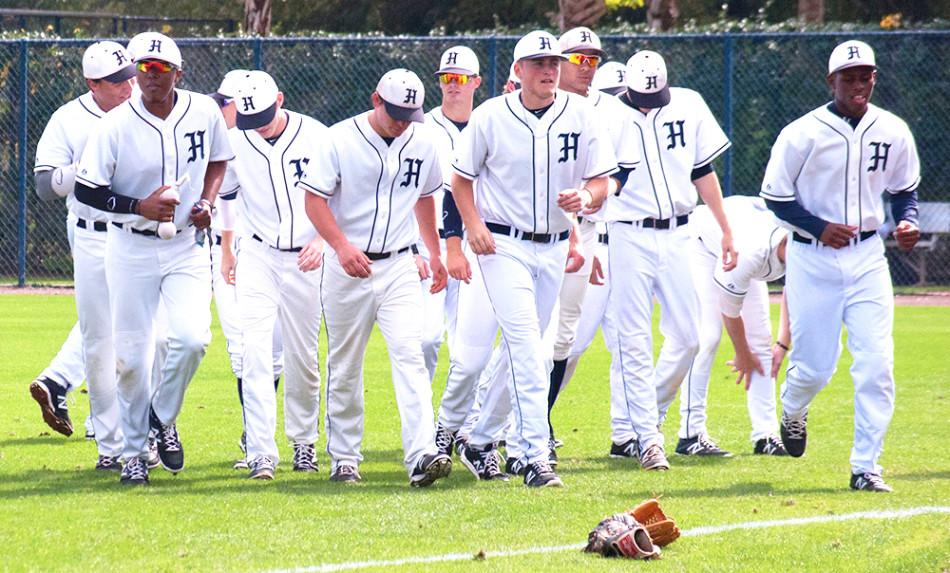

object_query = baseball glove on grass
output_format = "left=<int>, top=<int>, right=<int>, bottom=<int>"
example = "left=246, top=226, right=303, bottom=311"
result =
left=583, top=513, right=662, bottom=559
left=628, top=498, right=681, bottom=547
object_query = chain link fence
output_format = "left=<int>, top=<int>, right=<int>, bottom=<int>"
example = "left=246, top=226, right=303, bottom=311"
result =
left=2, top=32, right=948, bottom=286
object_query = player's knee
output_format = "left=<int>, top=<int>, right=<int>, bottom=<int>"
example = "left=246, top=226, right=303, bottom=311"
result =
left=175, top=329, right=211, bottom=358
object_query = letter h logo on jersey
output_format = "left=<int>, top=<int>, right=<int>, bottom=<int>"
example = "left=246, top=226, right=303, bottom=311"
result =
left=868, top=142, right=891, bottom=172
left=558, top=132, right=580, bottom=163
left=184, top=131, right=206, bottom=163
left=663, top=120, right=685, bottom=150
left=289, top=158, right=310, bottom=182
left=400, top=158, right=423, bottom=188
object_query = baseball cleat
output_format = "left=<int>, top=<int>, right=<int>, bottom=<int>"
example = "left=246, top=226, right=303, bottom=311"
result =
left=609, top=438, right=640, bottom=459
left=459, top=442, right=506, bottom=481
left=675, top=434, right=732, bottom=457
left=29, top=377, right=73, bottom=436
left=84, top=415, right=96, bottom=440
left=146, top=438, right=161, bottom=469
left=329, top=464, right=361, bottom=483
left=850, top=472, right=893, bottom=493
left=754, top=435, right=788, bottom=456
left=547, top=438, right=559, bottom=467
left=292, top=443, right=318, bottom=472
left=248, top=456, right=276, bottom=480
left=149, top=407, right=184, bottom=473
left=505, top=456, right=527, bottom=477
left=233, top=458, right=249, bottom=470
left=551, top=437, right=564, bottom=449
left=434, top=424, right=457, bottom=458
left=95, top=455, right=122, bottom=472
left=523, top=461, right=563, bottom=488
left=780, top=411, right=808, bottom=458
left=639, top=444, right=671, bottom=471
left=120, top=457, right=149, bottom=486
left=410, top=453, right=453, bottom=487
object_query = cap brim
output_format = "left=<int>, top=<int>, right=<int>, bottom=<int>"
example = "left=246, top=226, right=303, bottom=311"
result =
left=236, top=102, right=277, bottom=130
left=434, top=67, right=479, bottom=76
left=626, top=86, right=671, bottom=108
left=517, top=53, right=569, bottom=62
left=208, top=92, right=231, bottom=107
left=600, top=86, right=626, bottom=96
left=383, top=100, right=425, bottom=123
left=100, top=65, right=136, bottom=83
left=563, top=47, right=606, bottom=57
left=829, top=62, right=877, bottom=75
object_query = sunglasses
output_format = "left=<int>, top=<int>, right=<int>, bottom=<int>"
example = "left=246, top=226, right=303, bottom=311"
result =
left=566, top=53, right=601, bottom=68
left=439, top=73, right=472, bottom=85
left=136, top=60, right=174, bottom=74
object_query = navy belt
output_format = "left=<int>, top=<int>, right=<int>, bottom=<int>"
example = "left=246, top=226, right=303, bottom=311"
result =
left=364, top=244, right=417, bottom=261
left=111, top=222, right=164, bottom=237
left=598, top=233, right=609, bottom=245
left=617, top=213, right=690, bottom=230
left=252, top=233, right=302, bottom=253
left=793, top=230, right=875, bottom=246
left=486, top=222, right=570, bottom=244
left=77, top=218, right=108, bottom=232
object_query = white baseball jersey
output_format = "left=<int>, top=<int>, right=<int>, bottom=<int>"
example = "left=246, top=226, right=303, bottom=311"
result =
left=453, top=90, right=623, bottom=234
left=693, top=196, right=787, bottom=318
left=760, top=102, right=920, bottom=237
left=77, top=89, right=234, bottom=231
left=610, top=87, right=730, bottom=222
left=221, top=110, right=328, bottom=249
left=34, top=92, right=109, bottom=222
left=583, top=90, right=640, bottom=223
left=298, top=111, right=442, bottom=253
left=423, top=106, right=465, bottom=232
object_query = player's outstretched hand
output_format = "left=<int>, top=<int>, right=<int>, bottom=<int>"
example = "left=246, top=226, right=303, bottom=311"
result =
left=414, top=254, right=431, bottom=281
left=770, top=343, right=788, bottom=380
left=589, top=255, right=605, bottom=286
left=338, top=243, right=372, bottom=278
left=819, top=223, right=858, bottom=249
left=468, top=221, right=495, bottom=255
left=190, top=199, right=213, bottom=230
left=298, top=237, right=324, bottom=272
left=721, top=234, right=738, bottom=272
left=446, top=238, right=472, bottom=283
left=138, top=185, right=177, bottom=222
left=727, top=350, right=764, bottom=391
left=894, top=220, right=920, bottom=251
left=429, top=256, right=448, bottom=294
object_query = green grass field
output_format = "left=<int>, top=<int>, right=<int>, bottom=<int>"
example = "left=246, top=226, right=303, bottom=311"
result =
left=0, top=295, right=947, bottom=572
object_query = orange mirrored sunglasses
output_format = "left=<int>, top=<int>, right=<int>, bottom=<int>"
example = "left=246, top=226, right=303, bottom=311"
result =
left=136, top=60, right=174, bottom=74
left=438, top=73, right=472, bottom=85
left=566, top=53, right=600, bottom=68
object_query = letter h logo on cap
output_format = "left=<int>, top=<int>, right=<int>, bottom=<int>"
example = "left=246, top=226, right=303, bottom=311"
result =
left=148, top=39, right=162, bottom=53
left=847, top=45, right=861, bottom=59
left=404, top=88, right=418, bottom=105
left=539, top=37, right=552, bottom=50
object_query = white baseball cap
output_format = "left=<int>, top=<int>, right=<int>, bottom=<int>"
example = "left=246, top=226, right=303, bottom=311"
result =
left=376, top=68, right=425, bottom=123
left=625, top=50, right=670, bottom=108
left=558, top=26, right=604, bottom=55
left=435, top=46, right=480, bottom=76
left=592, top=61, right=627, bottom=96
left=209, top=69, right=249, bottom=106
left=513, top=30, right=566, bottom=62
left=82, top=41, right=135, bottom=83
left=828, top=40, right=876, bottom=75
left=234, top=70, right=280, bottom=130
left=129, top=32, right=182, bottom=69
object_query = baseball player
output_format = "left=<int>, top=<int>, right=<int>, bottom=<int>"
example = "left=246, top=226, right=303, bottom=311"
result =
left=592, top=61, right=627, bottom=96
left=76, top=33, right=233, bottom=485
left=31, top=41, right=135, bottom=469
left=676, top=196, right=789, bottom=457
left=607, top=49, right=736, bottom=470
left=222, top=71, right=326, bottom=480
left=761, top=40, right=921, bottom=492
left=419, top=46, right=482, bottom=386
left=299, top=68, right=452, bottom=487
left=453, top=30, right=619, bottom=488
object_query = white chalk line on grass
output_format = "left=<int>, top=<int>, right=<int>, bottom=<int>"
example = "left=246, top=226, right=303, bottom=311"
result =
left=268, top=506, right=950, bottom=573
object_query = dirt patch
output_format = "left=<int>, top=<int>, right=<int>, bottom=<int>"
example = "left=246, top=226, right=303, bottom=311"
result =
left=0, top=285, right=75, bottom=296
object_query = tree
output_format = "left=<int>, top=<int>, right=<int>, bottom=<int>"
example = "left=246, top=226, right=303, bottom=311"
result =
left=646, top=0, right=678, bottom=31
left=557, top=0, right=607, bottom=31
left=245, top=0, right=273, bottom=35
left=798, top=0, right=824, bottom=23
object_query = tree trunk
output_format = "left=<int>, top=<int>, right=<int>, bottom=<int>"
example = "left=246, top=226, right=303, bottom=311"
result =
left=798, top=0, right=824, bottom=23
left=557, top=0, right=606, bottom=32
left=646, top=0, right=679, bottom=32
left=244, top=0, right=273, bottom=36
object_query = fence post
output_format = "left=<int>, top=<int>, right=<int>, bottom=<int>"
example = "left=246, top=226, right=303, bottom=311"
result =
left=722, top=35, right=734, bottom=197
left=17, top=40, right=28, bottom=287
left=253, top=38, right=264, bottom=70
left=488, top=36, right=497, bottom=98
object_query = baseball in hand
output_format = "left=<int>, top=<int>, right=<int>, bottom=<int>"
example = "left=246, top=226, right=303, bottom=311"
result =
left=157, top=187, right=180, bottom=240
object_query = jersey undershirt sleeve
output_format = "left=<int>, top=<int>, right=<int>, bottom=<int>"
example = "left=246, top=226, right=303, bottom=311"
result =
left=890, top=190, right=919, bottom=227
left=765, top=199, right=828, bottom=239
left=442, top=188, right=463, bottom=239
left=74, top=181, right=139, bottom=214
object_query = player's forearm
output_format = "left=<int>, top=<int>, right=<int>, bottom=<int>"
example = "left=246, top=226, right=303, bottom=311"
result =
left=74, top=181, right=140, bottom=214
left=304, top=192, right=348, bottom=252
left=414, top=196, right=441, bottom=259
left=890, top=190, right=919, bottom=227
left=442, top=189, right=464, bottom=239
left=694, top=172, right=732, bottom=236
left=764, top=198, right=829, bottom=239
left=450, top=173, right=481, bottom=229
left=583, top=176, right=608, bottom=210
left=201, top=161, right=228, bottom=204
left=722, top=314, right=754, bottom=358
left=777, top=288, right=791, bottom=348
left=34, top=170, right=59, bottom=202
